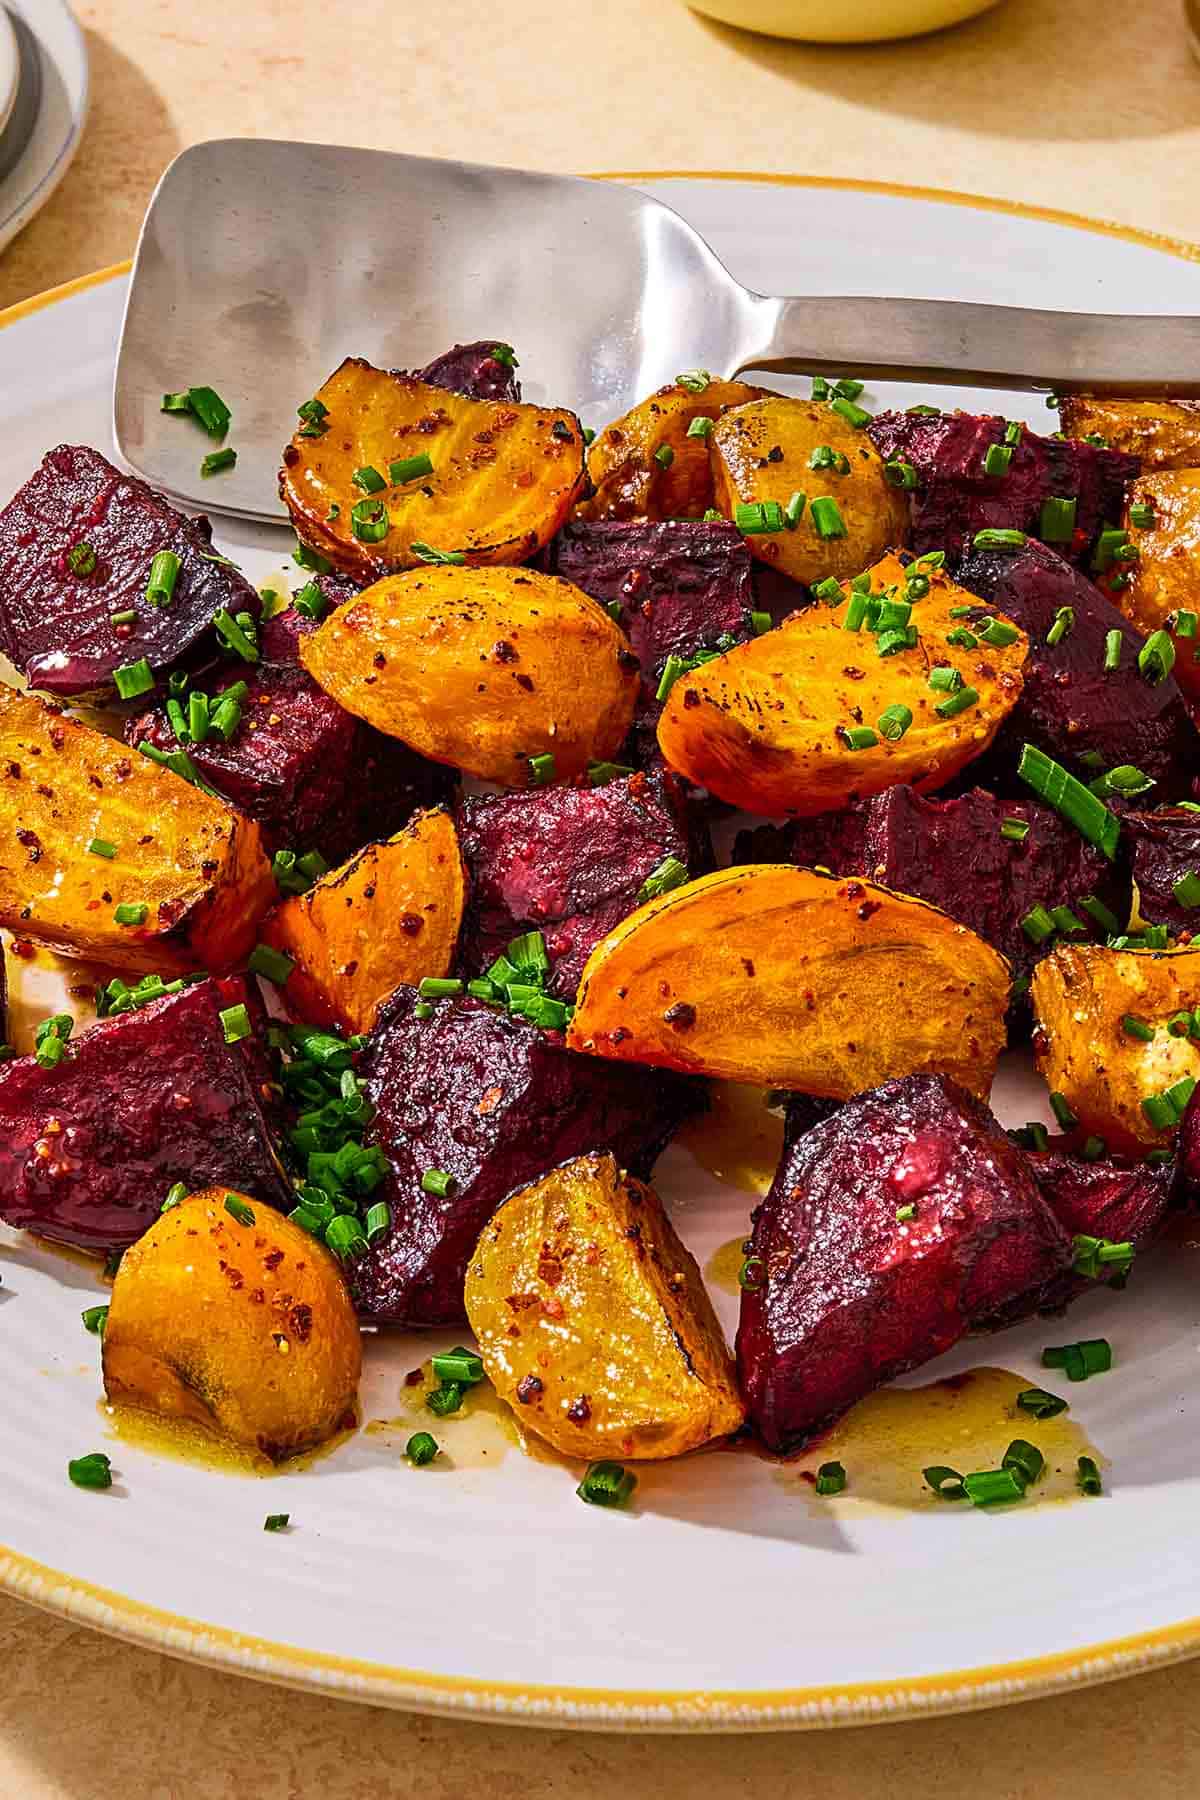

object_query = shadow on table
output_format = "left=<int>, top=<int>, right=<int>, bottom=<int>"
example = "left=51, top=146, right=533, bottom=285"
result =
left=691, top=0, right=1200, bottom=144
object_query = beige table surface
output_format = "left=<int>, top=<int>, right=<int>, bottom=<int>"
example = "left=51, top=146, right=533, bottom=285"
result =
left=4, top=0, right=1200, bottom=1794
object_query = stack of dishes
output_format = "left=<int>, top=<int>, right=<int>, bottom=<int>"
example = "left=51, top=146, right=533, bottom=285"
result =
left=0, top=2, right=88, bottom=258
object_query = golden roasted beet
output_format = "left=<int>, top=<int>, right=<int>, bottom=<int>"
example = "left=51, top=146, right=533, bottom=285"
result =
left=1103, top=469, right=1200, bottom=703
left=280, top=357, right=586, bottom=581
left=102, top=1189, right=361, bottom=1461
left=1058, top=396, right=1200, bottom=469
left=465, top=1152, right=744, bottom=1460
left=568, top=863, right=1010, bottom=1097
left=1031, top=943, right=1200, bottom=1154
left=261, top=809, right=466, bottom=1034
left=656, top=552, right=1027, bottom=816
left=299, top=566, right=638, bottom=786
left=578, top=377, right=768, bottom=522
left=0, top=687, right=273, bottom=972
left=709, top=396, right=909, bottom=586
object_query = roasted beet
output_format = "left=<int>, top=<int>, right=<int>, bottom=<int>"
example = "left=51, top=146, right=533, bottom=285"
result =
left=259, top=578, right=359, bottom=660
left=1122, top=808, right=1200, bottom=935
left=736, top=784, right=1121, bottom=989
left=0, top=445, right=263, bottom=698
left=866, top=409, right=1137, bottom=565
left=954, top=538, right=1195, bottom=796
left=456, top=769, right=700, bottom=998
left=127, top=632, right=453, bottom=863
left=736, top=1073, right=1073, bottom=1452
left=0, top=978, right=291, bottom=1251
left=1179, top=1084, right=1200, bottom=1202
left=350, top=988, right=699, bottom=1325
left=416, top=340, right=522, bottom=404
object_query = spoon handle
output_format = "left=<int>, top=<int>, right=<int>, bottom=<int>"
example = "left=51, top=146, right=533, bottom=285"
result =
left=739, top=294, right=1200, bottom=396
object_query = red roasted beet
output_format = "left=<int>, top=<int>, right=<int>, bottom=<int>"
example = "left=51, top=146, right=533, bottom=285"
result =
left=736, top=1073, right=1073, bottom=1452
left=0, top=445, right=264, bottom=698
left=127, top=614, right=453, bottom=861
left=416, top=340, right=522, bottom=404
left=1179, top=1085, right=1200, bottom=1203
left=350, top=988, right=700, bottom=1325
left=736, top=784, right=1121, bottom=989
left=1121, top=808, right=1200, bottom=936
left=0, top=978, right=291, bottom=1251
left=456, top=769, right=701, bottom=997
left=866, top=410, right=1137, bottom=565
left=954, top=539, right=1195, bottom=797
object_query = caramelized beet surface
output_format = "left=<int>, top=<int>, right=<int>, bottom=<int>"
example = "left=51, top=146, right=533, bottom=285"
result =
left=416, top=340, right=522, bottom=404
left=954, top=538, right=1196, bottom=797
left=1121, top=808, right=1200, bottom=934
left=350, top=989, right=700, bottom=1326
left=866, top=410, right=1137, bottom=565
left=736, top=1074, right=1073, bottom=1453
left=0, top=445, right=263, bottom=698
left=736, top=784, right=1119, bottom=991
left=0, top=977, right=290, bottom=1251
left=456, top=769, right=701, bottom=997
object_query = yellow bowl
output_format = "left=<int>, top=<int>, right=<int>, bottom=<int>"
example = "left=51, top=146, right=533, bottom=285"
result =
left=690, top=0, right=1002, bottom=42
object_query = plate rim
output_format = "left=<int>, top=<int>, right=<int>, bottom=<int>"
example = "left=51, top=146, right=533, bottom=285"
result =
left=0, top=0, right=89, bottom=254
left=3, top=171, right=1200, bottom=1731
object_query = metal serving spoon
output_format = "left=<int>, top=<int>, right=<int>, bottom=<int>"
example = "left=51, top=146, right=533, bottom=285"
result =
left=114, top=139, right=1200, bottom=524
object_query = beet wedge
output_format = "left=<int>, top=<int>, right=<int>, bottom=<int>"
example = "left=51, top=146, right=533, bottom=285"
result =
left=350, top=988, right=699, bottom=1326
left=736, top=1073, right=1073, bottom=1453
left=0, top=444, right=263, bottom=698
left=0, top=978, right=291, bottom=1252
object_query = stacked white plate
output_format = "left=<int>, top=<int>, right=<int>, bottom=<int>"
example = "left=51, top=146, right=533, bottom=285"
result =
left=0, top=1, right=88, bottom=257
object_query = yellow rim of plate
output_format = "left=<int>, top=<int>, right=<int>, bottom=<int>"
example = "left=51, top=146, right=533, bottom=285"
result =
left=2, top=174, right=1200, bottom=1729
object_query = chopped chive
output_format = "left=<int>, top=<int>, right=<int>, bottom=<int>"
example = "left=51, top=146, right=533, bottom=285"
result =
left=675, top=369, right=711, bottom=392
left=1138, top=629, right=1175, bottom=685
left=734, top=500, right=785, bottom=534
left=810, top=496, right=846, bottom=540
left=263, top=1513, right=290, bottom=1531
left=904, top=573, right=930, bottom=602
left=686, top=415, right=713, bottom=440
left=638, top=855, right=689, bottom=904
left=812, top=576, right=844, bottom=603
left=843, top=592, right=870, bottom=632
left=1080, top=893, right=1120, bottom=934
left=784, top=490, right=807, bottom=528
left=162, top=1182, right=187, bottom=1212
left=1021, top=903, right=1056, bottom=945
left=1046, top=606, right=1075, bottom=647
left=161, top=390, right=192, bottom=414
left=113, top=658, right=155, bottom=700
left=923, top=1465, right=966, bottom=1500
left=87, top=837, right=117, bottom=859
left=1081, top=1134, right=1107, bottom=1160
left=390, top=457, right=437, bottom=493
left=814, top=1461, right=847, bottom=1496
left=1092, top=527, right=1130, bottom=573
left=1049, top=1090, right=1078, bottom=1128
left=296, top=397, right=329, bottom=436
left=350, top=497, right=389, bottom=544
left=81, top=1304, right=109, bottom=1334
left=972, top=528, right=1028, bottom=551
left=1017, top=744, right=1120, bottom=860
left=325, top=1214, right=368, bottom=1261
left=68, top=1452, right=112, bottom=1491
left=1172, top=609, right=1197, bottom=639
left=364, top=1201, right=391, bottom=1244
left=223, top=1194, right=255, bottom=1227
left=294, top=541, right=332, bottom=574
left=934, top=685, right=978, bottom=719
left=810, top=375, right=830, bottom=399
left=490, top=343, right=518, bottom=369
left=655, top=653, right=685, bottom=700
left=67, top=542, right=97, bottom=577
left=884, top=459, right=918, bottom=490
left=186, top=690, right=209, bottom=743
left=527, top=752, right=556, bottom=787
left=1002, top=1438, right=1045, bottom=1489
left=406, top=1431, right=439, bottom=1466
left=587, top=759, right=635, bottom=787
left=352, top=464, right=387, bottom=493
left=751, top=610, right=772, bottom=636
left=109, top=608, right=137, bottom=626
left=1091, top=764, right=1154, bottom=799
left=962, top=1468, right=1026, bottom=1506
left=200, top=448, right=237, bottom=478
left=418, top=977, right=463, bottom=1001
left=653, top=444, right=675, bottom=470
left=1042, top=1338, right=1112, bottom=1380
left=1130, top=500, right=1156, bottom=529
left=1004, top=420, right=1023, bottom=446
left=293, top=580, right=328, bottom=622
left=830, top=395, right=871, bottom=429
left=432, top=1347, right=485, bottom=1386
left=833, top=377, right=864, bottom=400
left=577, top=1461, right=637, bottom=1508
left=978, top=616, right=1021, bottom=647
left=1077, top=1455, right=1103, bottom=1496
left=410, top=540, right=466, bottom=565
left=248, top=943, right=295, bottom=985
left=875, top=596, right=912, bottom=631
left=1050, top=905, right=1086, bottom=936
left=218, top=1003, right=251, bottom=1044
left=421, top=1168, right=457, bottom=1198
left=946, top=627, right=978, bottom=649
left=113, top=901, right=148, bottom=927
left=928, top=664, right=963, bottom=694
left=983, top=443, right=1013, bottom=476
left=1072, top=1233, right=1134, bottom=1280
left=1172, top=870, right=1200, bottom=908
left=1000, top=817, right=1029, bottom=843
left=838, top=725, right=878, bottom=750
left=425, top=1381, right=464, bottom=1417
left=1040, top=496, right=1078, bottom=544
left=877, top=703, right=913, bottom=741
left=1017, top=1387, right=1068, bottom=1420
left=185, top=386, right=232, bottom=438
left=212, top=607, right=259, bottom=662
